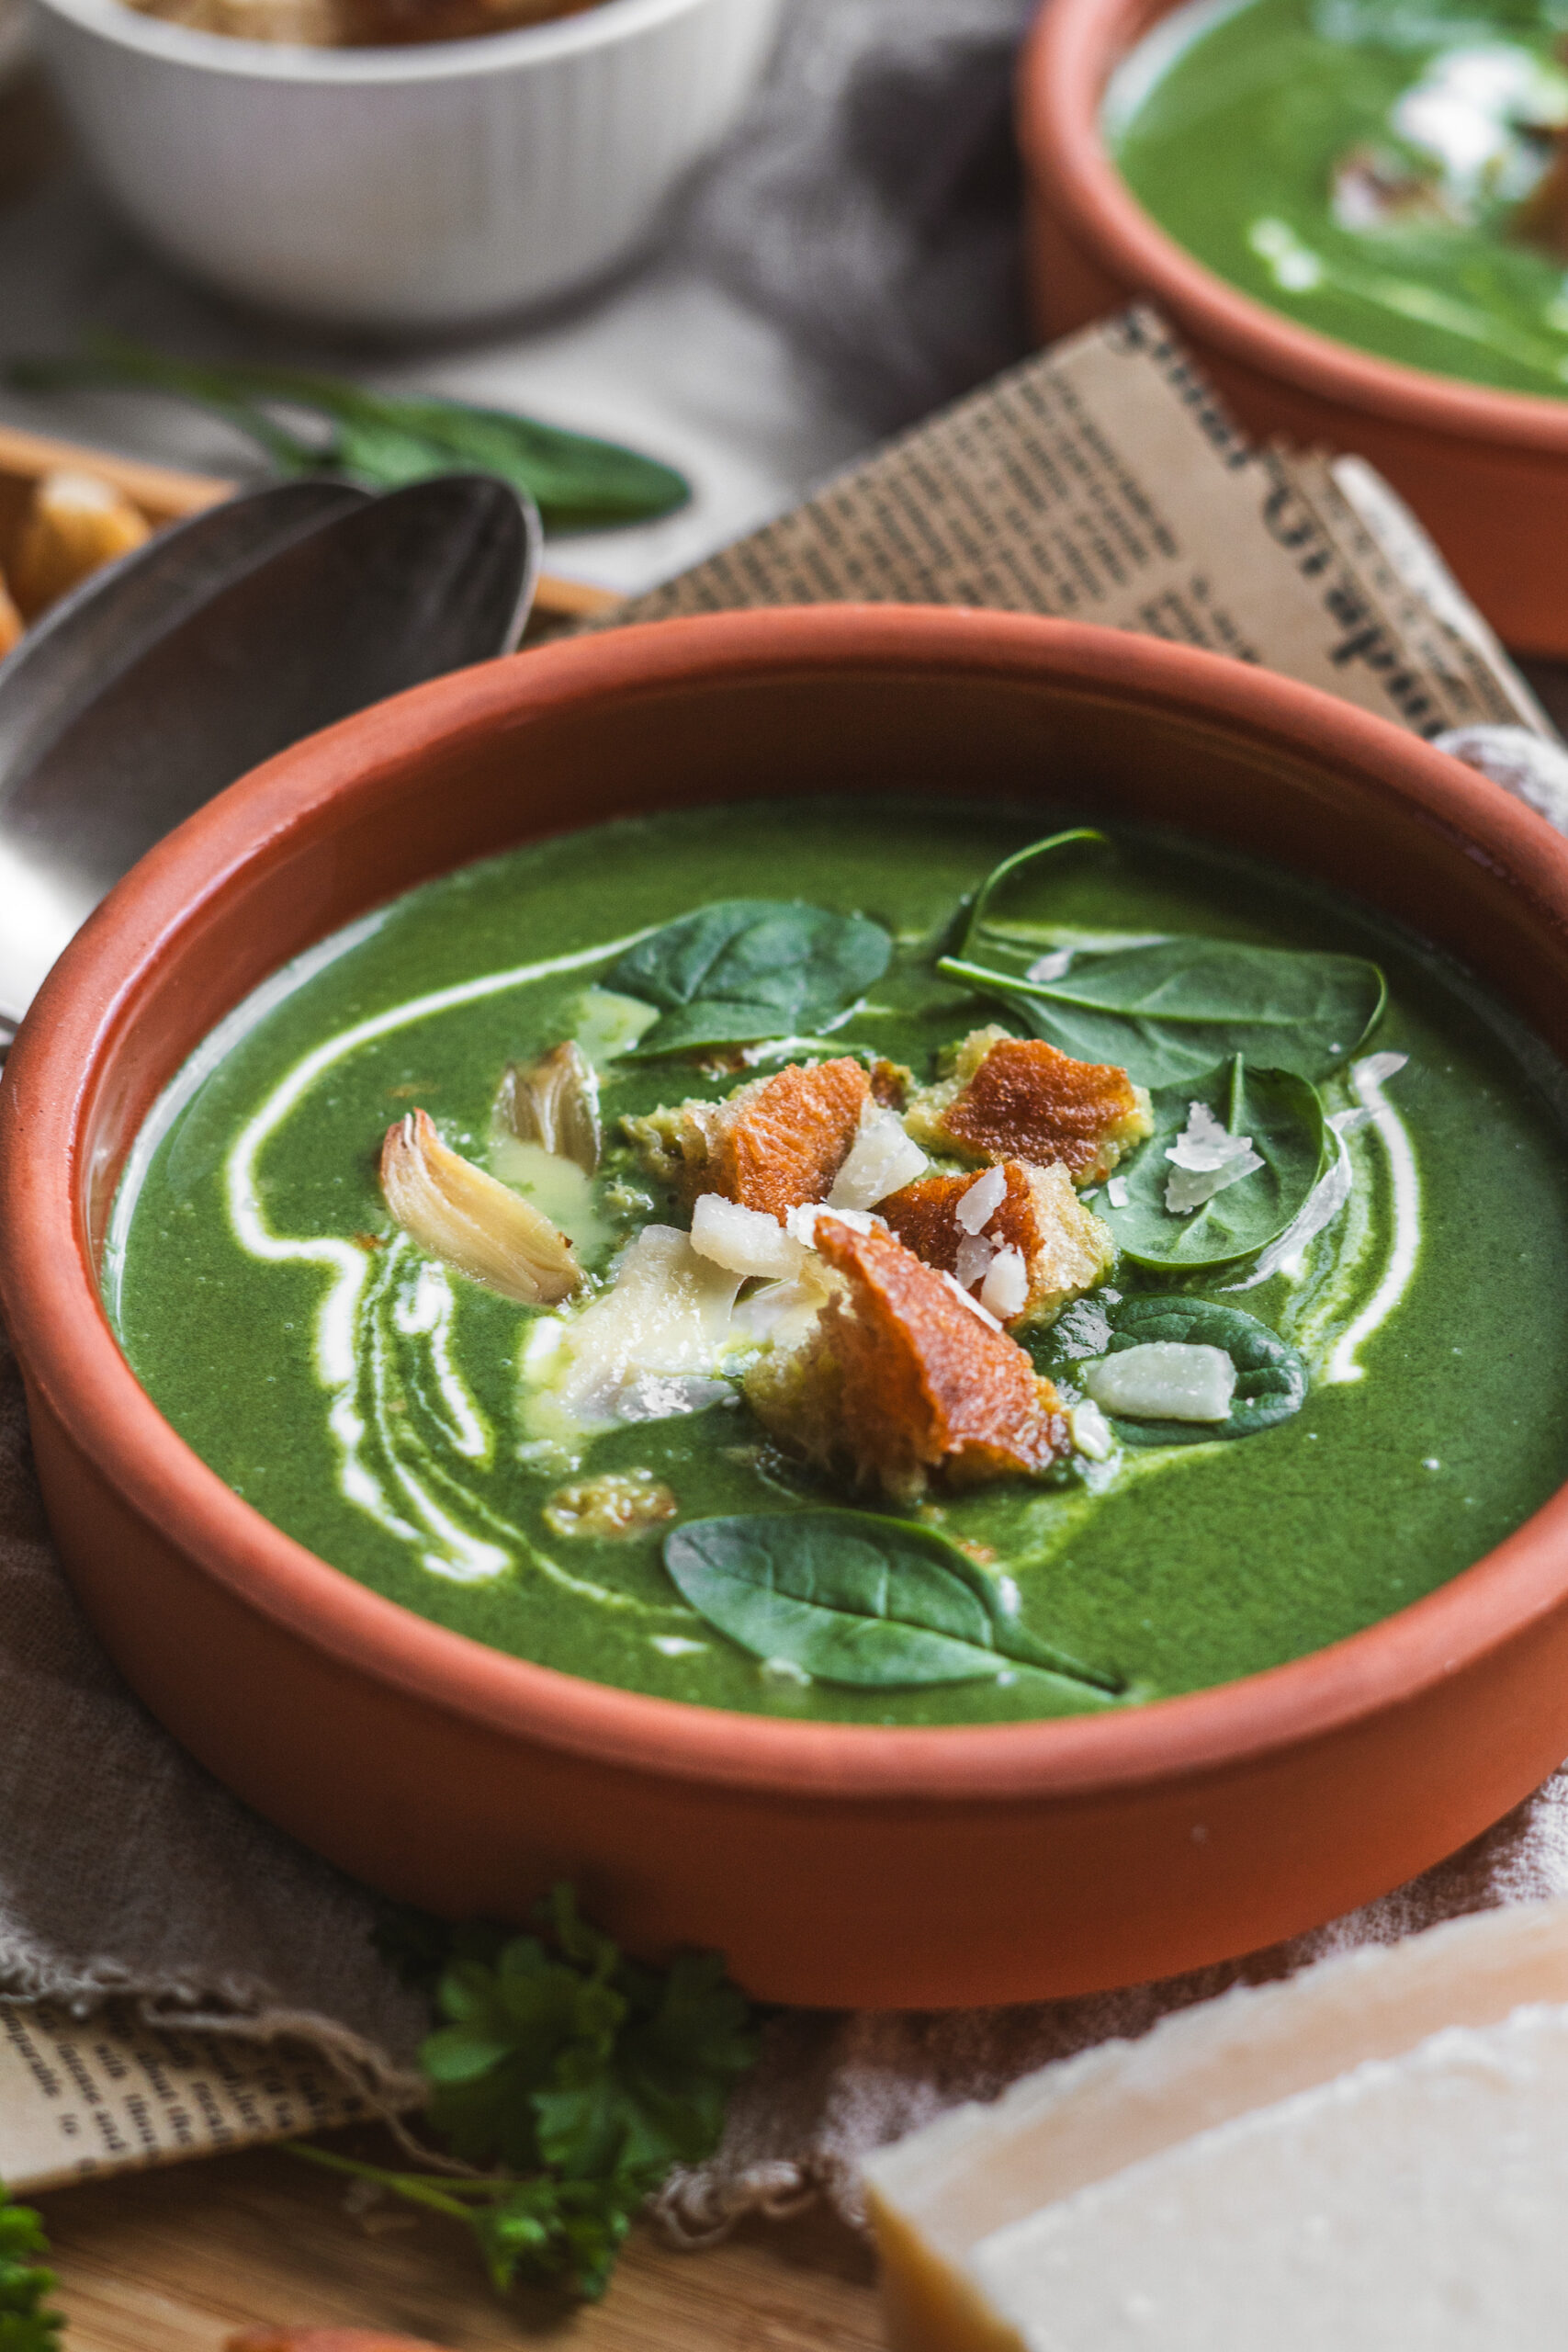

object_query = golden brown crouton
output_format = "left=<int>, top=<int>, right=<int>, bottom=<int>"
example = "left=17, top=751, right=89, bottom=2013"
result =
left=8, top=470, right=152, bottom=619
left=0, top=570, right=22, bottom=659
left=905, top=1025, right=1151, bottom=1186
left=879, top=1159, right=1114, bottom=1329
left=744, top=1215, right=1069, bottom=1503
left=623, top=1057, right=869, bottom=1221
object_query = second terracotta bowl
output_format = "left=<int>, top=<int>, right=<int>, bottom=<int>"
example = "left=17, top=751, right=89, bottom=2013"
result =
left=5, top=607, right=1568, bottom=2007
left=1018, top=0, right=1568, bottom=658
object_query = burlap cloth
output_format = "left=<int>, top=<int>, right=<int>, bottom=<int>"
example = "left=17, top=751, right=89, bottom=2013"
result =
left=3, top=719, right=1568, bottom=2230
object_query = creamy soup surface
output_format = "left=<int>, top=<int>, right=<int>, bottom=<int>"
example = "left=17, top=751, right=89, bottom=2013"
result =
left=1111, top=0, right=1568, bottom=395
left=107, top=798, right=1568, bottom=1724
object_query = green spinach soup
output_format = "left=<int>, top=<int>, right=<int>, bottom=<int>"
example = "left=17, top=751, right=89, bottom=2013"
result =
left=106, top=799, right=1568, bottom=1725
left=1111, top=0, right=1568, bottom=396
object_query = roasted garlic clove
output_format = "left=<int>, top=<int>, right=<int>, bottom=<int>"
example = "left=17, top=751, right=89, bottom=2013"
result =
left=380, top=1108, right=581, bottom=1305
left=496, top=1040, right=602, bottom=1172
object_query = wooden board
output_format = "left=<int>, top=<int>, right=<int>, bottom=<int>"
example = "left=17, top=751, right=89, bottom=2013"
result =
left=35, top=2130, right=885, bottom=2351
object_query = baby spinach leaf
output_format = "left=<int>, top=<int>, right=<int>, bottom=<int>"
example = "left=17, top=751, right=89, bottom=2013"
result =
left=664, top=1510, right=1121, bottom=1693
left=1090, top=1296, right=1308, bottom=1447
left=952, top=828, right=1124, bottom=977
left=938, top=830, right=1385, bottom=1087
left=607, top=900, right=892, bottom=1058
left=1101, top=1056, right=1326, bottom=1271
left=9, top=337, right=691, bottom=530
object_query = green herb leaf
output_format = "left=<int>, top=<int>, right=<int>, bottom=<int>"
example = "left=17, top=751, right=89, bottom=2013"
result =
left=664, top=1510, right=1121, bottom=1692
left=1100, top=1056, right=1325, bottom=1272
left=0, top=2183, right=64, bottom=2352
left=939, top=831, right=1385, bottom=1086
left=7, top=337, right=691, bottom=531
left=1081, top=1296, right=1308, bottom=1448
left=606, top=899, right=893, bottom=1058
left=289, top=1884, right=759, bottom=2303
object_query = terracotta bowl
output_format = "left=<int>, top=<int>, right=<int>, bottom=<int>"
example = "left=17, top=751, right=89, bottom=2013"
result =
left=5, top=606, right=1568, bottom=2009
left=1017, top=0, right=1568, bottom=659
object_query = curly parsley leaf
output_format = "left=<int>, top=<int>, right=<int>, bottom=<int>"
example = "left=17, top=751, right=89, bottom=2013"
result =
left=0, top=2183, right=65, bottom=2352
left=293, top=1884, right=759, bottom=2301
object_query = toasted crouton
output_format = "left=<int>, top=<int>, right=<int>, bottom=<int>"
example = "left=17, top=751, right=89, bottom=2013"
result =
left=0, top=570, right=22, bottom=659
left=905, top=1025, right=1152, bottom=1185
left=744, top=1215, right=1069, bottom=1502
left=623, top=1057, right=869, bottom=1221
left=9, top=470, right=152, bottom=619
left=880, top=1159, right=1114, bottom=1329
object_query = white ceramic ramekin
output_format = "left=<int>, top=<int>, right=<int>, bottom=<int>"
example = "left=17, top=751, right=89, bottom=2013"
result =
left=28, top=0, right=782, bottom=329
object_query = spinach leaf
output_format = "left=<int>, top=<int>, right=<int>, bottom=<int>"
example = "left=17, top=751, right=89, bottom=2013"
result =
left=8, top=337, right=690, bottom=530
left=1088, top=1296, right=1308, bottom=1447
left=938, top=831, right=1385, bottom=1086
left=1100, top=1056, right=1325, bottom=1271
left=607, top=900, right=892, bottom=1058
left=664, top=1510, right=1121, bottom=1693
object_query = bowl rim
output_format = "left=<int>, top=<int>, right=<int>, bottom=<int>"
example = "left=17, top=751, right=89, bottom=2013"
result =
left=31, top=0, right=729, bottom=85
left=1017, top=0, right=1568, bottom=454
left=7, top=603, right=1568, bottom=1807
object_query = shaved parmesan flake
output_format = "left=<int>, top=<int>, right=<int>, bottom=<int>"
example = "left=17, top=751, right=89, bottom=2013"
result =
left=955, top=1165, right=1009, bottom=1234
left=1165, top=1101, right=1263, bottom=1215
left=1084, top=1342, right=1236, bottom=1423
left=828, top=1102, right=928, bottom=1209
left=1106, top=1175, right=1128, bottom=1209
left=523, top=1226, right=746, bottom=1439
left=954, top=1231, right=998, bottom=1292
left=691, top=1192, right=807, bottom=1279
left=980, top=1245, right=1029, bottom=1320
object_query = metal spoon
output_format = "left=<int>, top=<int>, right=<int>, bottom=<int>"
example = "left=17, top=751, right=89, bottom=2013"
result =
left=0, top=471, right=539, bottom=1035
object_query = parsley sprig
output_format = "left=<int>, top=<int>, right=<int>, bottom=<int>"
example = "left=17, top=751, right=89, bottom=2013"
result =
left=289, top=1883, right=759, bottom=2301
left=0, top=2184, right=65, bottom=2352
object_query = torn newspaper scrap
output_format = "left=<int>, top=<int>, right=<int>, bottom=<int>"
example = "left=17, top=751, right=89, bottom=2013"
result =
left=612, top=306, right=1553, bottom=741
left=0, top=1999, right=389, bottom=2192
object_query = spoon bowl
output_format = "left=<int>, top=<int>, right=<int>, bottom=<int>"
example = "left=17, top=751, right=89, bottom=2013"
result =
left=0, top=470, right=539, bottom=1030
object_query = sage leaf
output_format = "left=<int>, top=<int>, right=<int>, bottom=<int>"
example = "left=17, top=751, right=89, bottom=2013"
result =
left=1084, top=1297, right=1308, bottom=1447
left=664, top=1510, right=1121, bottom=1692
left=7, top=337, right=690, bottom=530
left=1100, top=1057, right=1325, bottom=1272
left=938, top=831, right=1385, bottom=1086
left=607, top=900, right=892, bottom=1058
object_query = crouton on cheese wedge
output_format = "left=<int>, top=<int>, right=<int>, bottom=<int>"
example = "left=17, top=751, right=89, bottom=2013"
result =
left=624, top=1057, right=870, bottom=1219
left=905, top=1025, right=1152, bottom=1186
left=880, top=1159, right=1114, bottom=1330
left=744, top=1214, right=1070, bottom=1503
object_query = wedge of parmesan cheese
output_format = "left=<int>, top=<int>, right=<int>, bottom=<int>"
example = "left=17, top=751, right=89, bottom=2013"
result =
left=863, top=1898, right=1568, bottom=2352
